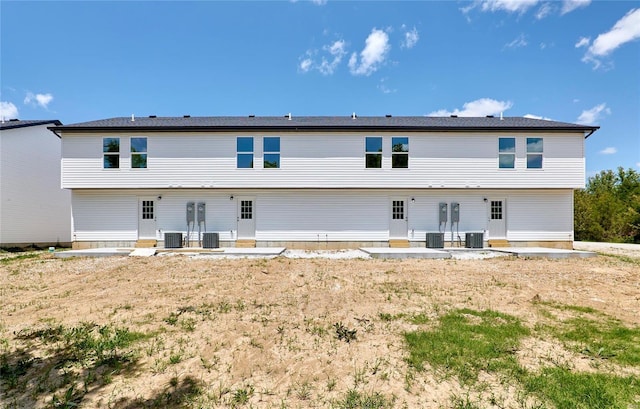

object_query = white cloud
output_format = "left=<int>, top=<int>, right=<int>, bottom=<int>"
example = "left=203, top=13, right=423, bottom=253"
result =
left=636, top=162, right=640, bottom=168
left=402, top=27, right=419, bottom=49
left=561, top=0, right=590, bottom=15
left=24, top=92, right=54, bottom=109
left=575, top=37, right=590, bottom=48
left=577, top=103, right=610, bottom=125
left=299, top=58, right=313, bottom=72
left=348, top=28, right=390, bottom=76
left=535, top=3, right=553, bottom=19
left=481, top=0, right=540, bottom=14
left=504, top=34, right=528, bottom=49
left=0, top=101, right=19, bottom=120
left=319, top=40, right=347, bottom=75
left=464, top=0, right=590, bottom=18
left=428, top=98, right=513, bottom=117
left=298, top=39, right=347, bottom=75
left=377, top=78, right=396, bottom=94
left=524, top=113, right=553, bottom=120
left=581, top=8, right=640, bottom=68
left=599, top=147, right=617, bottom=155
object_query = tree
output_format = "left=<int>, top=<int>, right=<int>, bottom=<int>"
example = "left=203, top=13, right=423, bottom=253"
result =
left=575, top=167, right=640, bottom=243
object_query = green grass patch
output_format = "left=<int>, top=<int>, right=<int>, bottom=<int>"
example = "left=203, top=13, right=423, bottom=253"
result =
left=525, top=367, right=640, bottom=409
left=334, top=389, right=395, bottom=409
left=405, top=309, right=529, bottom=384
left=0, top=252, right=40, bottom=264
left=3, top=323, right=149, bottom=407
left=538, top=304, right=640, bottom=366
left=550, top=316, right=640, bottom=365
left=378, top=311, right=429, bottom=324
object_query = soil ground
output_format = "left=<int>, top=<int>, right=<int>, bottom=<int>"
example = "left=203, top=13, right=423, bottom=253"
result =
left=1, top=246, right=639, bottom=408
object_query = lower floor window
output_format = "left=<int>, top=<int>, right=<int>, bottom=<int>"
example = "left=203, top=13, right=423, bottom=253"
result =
left=491, top=201, right=503, bottom=220
left=241, top=200, right=253, bottom=219
left=392, top=200, right=404, bottom=220
left=142, top=200, right=154, bottom=220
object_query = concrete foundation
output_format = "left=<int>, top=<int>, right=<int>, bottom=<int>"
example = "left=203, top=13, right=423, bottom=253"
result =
left=70, top=239, right=575, bottom=251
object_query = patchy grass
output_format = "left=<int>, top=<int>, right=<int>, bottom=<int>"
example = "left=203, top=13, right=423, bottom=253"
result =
left=538, top=303, right=640, bottom=366
left=406, top=306, right=640, bottom=409
left=1, top=323, right=148, bottom=407
left=524, top=368, right=639, bottom=409
left=2, top=254, right=639, bottom=407
left=404, top=309, right=529, bottom=384
left=0, top=252, right=41, bottom=264
left=334, top=389, right=395, bottom=409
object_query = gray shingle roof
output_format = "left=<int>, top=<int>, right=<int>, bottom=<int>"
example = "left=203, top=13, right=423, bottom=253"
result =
left=49, top=115, right=599, bottom=134
left=1, top=119, right=62, bottom=130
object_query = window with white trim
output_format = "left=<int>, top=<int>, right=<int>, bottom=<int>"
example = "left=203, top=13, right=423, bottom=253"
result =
left=237, top=137, right=254, bottom=168
left=103, top=138, right=120, bottom=168
left=240, top=200, right=253, bottom=219
left=131, top=137, right=147, bottom=168
left=526, top=137, right=543, bottom=169
left=365, top=137, right=382, bottom=168
left=491, top=201, right=503, bottom=220
left=392, top=200, right=405, bottom=220
left=263, top=137, right=280, bottom=168
left=142, top=200, right=154, bottom=220
left=498, top=137, right=515, bottom=169
left=392, top=137, right=409, bottom=168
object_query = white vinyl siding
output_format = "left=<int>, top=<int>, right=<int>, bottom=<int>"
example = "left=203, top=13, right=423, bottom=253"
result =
left=507, top=190, right=574, bottom=241
left=61, top=132, right=586, bottom=189
left=70, top=189, right=574, bottom=245
left=0, top=124, right=71, bottom=245
left=256, top=192, right=389, bottom=241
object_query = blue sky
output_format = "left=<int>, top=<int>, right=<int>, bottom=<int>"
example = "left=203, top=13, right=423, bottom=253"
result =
left=1, top=1, right=639, bottom=176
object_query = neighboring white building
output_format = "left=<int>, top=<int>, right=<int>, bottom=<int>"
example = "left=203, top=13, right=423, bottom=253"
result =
left=1, top=119, right=71, bottom=248
left=49, top=115, right=598, bottom=249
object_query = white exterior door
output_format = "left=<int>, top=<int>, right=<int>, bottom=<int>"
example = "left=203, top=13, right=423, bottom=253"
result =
left=389, top=198, right=408, bottom=239
left=138, top=198, right=156, bottom=239
left=488, top=198, right=507, bottom=239
left=237, top=197, right=256, bottom=239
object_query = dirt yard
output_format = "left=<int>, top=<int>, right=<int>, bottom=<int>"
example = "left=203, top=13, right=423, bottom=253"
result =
left=1, top=249, right=639, bottom=408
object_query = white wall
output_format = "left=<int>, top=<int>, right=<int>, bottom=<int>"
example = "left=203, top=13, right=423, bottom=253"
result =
left=70, top=188, right=574, bottom=244
left=0, top=124, right=71, bottom=245
left=61, top=131, right=586, bottom=190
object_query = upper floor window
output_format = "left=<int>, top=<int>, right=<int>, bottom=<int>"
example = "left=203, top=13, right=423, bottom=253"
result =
left=392, top=137, right=409, bottom=168
left=103, top=138, right=120, bottom=168
left=498, top=137, right=515, bottom=169
left=263, top=137, right=280, bottom=169
left=527, top=137, right=543, bottom=169
left=237, top=137, right=254, bottom=168
left=131, top=137, right=147, bottom=169
left=365, top=137, right=382, bottom=168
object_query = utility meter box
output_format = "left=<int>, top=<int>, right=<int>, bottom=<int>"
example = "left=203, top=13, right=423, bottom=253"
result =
left=197, top=202, right=206, bottom=223
left=451, top=202, right=460, bottom=223
left=439, top=202, right=448, bottom=223
left=186, top=202, right=195, bottom=223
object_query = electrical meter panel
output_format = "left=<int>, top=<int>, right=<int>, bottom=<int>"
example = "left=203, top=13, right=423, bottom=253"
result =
left=197, top=202, right=206, bottom=223
left=186, top=202, right=195, bottom=223
left=451, top=202, right=460, bottom=223
left=439, top=202, right=448, bottom=223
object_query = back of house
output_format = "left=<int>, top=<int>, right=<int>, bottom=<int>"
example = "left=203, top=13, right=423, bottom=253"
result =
left=49, top=115, right=598, bottom=249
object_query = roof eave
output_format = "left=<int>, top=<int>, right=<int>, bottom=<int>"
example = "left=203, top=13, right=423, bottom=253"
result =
left=48, top=125, right=600, bottom=133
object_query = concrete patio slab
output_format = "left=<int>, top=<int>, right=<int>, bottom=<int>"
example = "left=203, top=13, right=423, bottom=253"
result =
left=129, top=248, right=157, bottom=257
left=360, top=247, right=452, bottom=259
left=491, top=247, right=597, bottom=259
left=54, top=248, right=132, bottom=258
